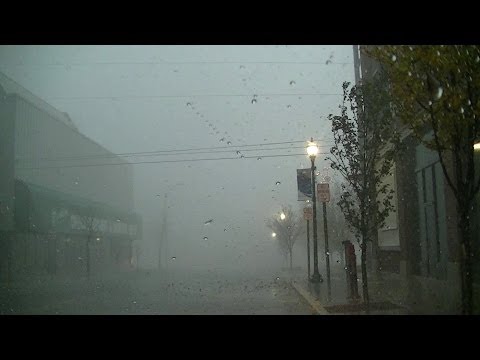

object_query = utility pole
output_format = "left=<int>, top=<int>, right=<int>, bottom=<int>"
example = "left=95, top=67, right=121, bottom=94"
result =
left=323, top=201, right=331, bottom=299
left=158, top=193, right=168, bottom=270
left=307, top=219, right=311, bottom=280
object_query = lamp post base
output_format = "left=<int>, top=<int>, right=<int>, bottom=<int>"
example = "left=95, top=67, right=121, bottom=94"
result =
left=309, top=273, right=324, bottom=283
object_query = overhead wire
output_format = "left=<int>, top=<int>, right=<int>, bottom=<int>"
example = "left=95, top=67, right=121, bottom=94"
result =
left=17, top=152, right=331, bottom=170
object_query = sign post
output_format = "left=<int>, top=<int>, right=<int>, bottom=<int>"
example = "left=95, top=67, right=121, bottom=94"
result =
left=317, top=183, right=331, bottom=299
left=303, top=207, right=313, bottom=280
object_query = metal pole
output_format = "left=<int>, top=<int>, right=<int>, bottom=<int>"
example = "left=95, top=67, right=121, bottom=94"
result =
left=307, top=219, right=310, bottom=280
left=158, top=193, right=167, bottom=270
left=323, top=201, right=331, bottom=298
left=310, top=157, right=323, bottom=283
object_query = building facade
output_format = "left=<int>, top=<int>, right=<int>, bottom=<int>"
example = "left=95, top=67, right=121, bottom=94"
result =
left=0, top=71, right=142, bottom=281
left=353, top=45, right=480, bottom=313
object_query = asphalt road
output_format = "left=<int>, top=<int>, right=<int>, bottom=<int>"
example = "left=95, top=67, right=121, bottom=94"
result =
left=0, top=269, right=315, bottom=315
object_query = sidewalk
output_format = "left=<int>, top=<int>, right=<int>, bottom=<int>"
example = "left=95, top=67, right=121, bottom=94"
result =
left=289, top=269, right=411, bottom=315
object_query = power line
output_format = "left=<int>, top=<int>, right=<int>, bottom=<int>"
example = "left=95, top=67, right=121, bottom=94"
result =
left=16, top=139, right=332, bottom=161
left=17, top=152, right=330, bottom=170
left=46, top=93, right=343, bottom=101
left=8, top=61, right=353, bottom=66
left=18, top=144, right=335, bottom=163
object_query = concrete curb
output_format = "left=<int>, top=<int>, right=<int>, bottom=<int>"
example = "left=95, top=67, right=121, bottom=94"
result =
left=289, top=281, right=329, bottom=315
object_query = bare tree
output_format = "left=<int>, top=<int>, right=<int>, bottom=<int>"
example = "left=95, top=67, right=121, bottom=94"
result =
left=78, top=207, right=100, bottom=279
left=134, top=241, right=142, bottom=271
left=266, top=205, right=303, bottom=271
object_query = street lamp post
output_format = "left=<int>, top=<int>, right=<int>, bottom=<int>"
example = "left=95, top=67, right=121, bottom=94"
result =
left=307, top=138, right=323, bottom=283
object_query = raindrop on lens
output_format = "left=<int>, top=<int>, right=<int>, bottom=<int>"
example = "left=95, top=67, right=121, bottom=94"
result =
left=276, top=181, right=281, bottom=185
left=203, top=236, right=208, bottom=241
left=251, top=98, right=257, bottom=104
left=290, top=80, right=296, bottom=86
left=391, top=55, right=397, bottom=61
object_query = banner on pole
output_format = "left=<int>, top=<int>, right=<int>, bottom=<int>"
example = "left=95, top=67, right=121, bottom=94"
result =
left=297, top=169, right=312, bottom=201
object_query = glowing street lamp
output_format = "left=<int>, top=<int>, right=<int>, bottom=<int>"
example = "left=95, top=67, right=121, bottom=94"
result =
left=306, top=140, right=319, bottom=158
left=306, top=138, right=323, bottom=283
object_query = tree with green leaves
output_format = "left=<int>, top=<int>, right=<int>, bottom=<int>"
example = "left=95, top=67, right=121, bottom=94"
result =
left=266, top=205, right=303, bottom=271
left=367, top=45, right=480, bottom=314
left=327, top=74, right=400, bottom=308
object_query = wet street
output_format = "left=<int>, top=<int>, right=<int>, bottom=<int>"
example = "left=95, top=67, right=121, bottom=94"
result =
left=0, top=269, right=315, bottom=315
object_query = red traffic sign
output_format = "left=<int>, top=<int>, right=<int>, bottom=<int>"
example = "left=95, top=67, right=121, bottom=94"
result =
left=303, top=207, right=313, bottom=220
left=317, top=183, right=330, bottom=203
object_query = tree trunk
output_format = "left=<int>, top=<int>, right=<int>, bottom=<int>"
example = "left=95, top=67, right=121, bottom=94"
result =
left=361, top=239, right=370, bottom=312
left=86, top=237, right=90, bottom=280
left=459, top=209, right=473, bottom=315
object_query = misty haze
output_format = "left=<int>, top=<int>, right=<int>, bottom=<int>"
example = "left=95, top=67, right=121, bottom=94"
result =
left=0, top=45, right=479, bottom=315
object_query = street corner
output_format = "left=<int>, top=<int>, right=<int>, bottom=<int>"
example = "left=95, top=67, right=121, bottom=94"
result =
left=289, top=280, right=329, bottom=315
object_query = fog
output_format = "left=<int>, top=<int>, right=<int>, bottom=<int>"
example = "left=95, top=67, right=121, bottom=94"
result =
left=0, top=45, right=354, bottom=272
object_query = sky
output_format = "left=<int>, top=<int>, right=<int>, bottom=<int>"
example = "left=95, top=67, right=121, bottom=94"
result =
left=0, top=45, right=355, bottom=271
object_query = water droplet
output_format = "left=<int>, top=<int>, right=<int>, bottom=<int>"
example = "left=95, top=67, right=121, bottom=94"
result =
left=240, top=155, right=245, bottom=158
left=251, top=98, right=257, bottom=104
left=236, top=150, right=241, bottom=155
left=275, top=181, right=281, bottom=185
left=203, top=236, right=208, bottom=241
left=290, top=80, right=296, bottom=86
left=219, top=138, right=225, bottom=142
left=435, top=87, right=443, bottom=100
left=428, top=101, right=433, bottom=106
left=74, top=181, right=79, bottom=185
left=257, top=157, right=262, bottom=160
left=460, top=107, right=465, bottom=114
left=204, top=219, right=214, bottom=225
left=476, top=56, right=480, bottom=63
left=171, top=257, right=176, bottom=260
left=325, top=60, right=332, bottom=65
left=468, top=99, right=472, bottom=106
left=287, top=105, right=291, bottom=108
left=239, top=65, right=245, bottom=69
left=227, top=141, right=232, bottom=145
left=408, top=71, right=412, bottom=77
left=186, top=102, right=192, bottom=108
left=224, top=228, right=227, bottom=232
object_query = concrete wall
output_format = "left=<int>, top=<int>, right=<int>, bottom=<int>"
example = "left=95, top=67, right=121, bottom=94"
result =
left=13, top=95, right=134, bottom=212
left=0, top=91, right=15, bottom=231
